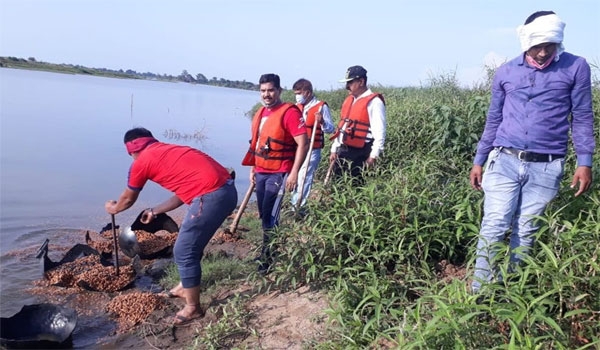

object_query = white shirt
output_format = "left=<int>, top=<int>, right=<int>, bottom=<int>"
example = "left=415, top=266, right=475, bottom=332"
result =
left=330, top=89, right=386, bottom=158
left=302, top=96, right=335, bottom=135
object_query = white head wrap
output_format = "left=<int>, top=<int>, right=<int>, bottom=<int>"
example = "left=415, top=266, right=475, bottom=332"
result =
left=517, top=13, right=565, bottom=60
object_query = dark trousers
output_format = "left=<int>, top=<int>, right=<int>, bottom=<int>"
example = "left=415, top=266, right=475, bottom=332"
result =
left=174, top=179, right=237, bottom=288
left=333, top=142, right=372, bottom=185
left=255, top=172, right=286, bottom=257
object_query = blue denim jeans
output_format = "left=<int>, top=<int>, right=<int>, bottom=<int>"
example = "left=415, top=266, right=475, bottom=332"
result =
left=291, top=148, right=322, bottom=208
left=174, top=179, right=237, bottom=288
left=472, top=148, right=564, bottom=292
left=255, top=172, right=286, bottom=231
left=255, top=172, right=286, bottom=258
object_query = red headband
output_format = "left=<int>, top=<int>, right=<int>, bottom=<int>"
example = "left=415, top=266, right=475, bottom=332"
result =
left=125, top=137, right=157, bottom=155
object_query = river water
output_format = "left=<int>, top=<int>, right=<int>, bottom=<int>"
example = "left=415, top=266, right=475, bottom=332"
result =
left=0, top=68, right=258, bottom=322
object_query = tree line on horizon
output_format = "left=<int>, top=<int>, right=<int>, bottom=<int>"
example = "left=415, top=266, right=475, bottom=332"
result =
left=0, top=56, right=259, bottom=91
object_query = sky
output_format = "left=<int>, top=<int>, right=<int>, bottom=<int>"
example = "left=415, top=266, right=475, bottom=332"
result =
left=1, top=0, right=599, bottom=90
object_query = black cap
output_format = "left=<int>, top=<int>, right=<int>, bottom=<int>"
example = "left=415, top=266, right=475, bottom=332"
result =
left=339, top=65, right=367, bottom=82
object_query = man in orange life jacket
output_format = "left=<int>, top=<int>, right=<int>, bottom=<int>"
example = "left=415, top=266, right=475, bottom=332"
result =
left=242, top=73, right=308, bottom=273
left=329, top=65, right=386, bottom=184
left=289, top=78, right=335, bottom=213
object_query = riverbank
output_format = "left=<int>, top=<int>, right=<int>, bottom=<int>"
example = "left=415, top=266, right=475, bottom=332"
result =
left=0, top=56, right=259, bottom=90
left=21, top=201, right=331, bottom=349
left=108, top=200, right=333, bottom=349
left=7, top=77, right=600, bottom=348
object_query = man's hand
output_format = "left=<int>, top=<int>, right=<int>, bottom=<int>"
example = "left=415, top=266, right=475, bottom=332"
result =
left=141, top=208, right=155, bottom=224
left=365, top=157, right=377, bottom=167
left=104, top=188, right=139, bottom=215
left=105, top=200, right=118, bottom=214
left=470, top=165, right=483, bottom=190
left=249, top=167, right=256, bottom=184
left=570, top=166, right=593, bottom=197
left=329, top=152, right=338, bottom=164
left=286, top=171, right=298, bottom=192
left=315, top=111, right=323, bottom=124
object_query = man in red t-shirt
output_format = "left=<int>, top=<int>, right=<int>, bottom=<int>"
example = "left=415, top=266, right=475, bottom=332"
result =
left=106, top=127, right=237, bottom=325
left=242, top=73, right=308, bottom=273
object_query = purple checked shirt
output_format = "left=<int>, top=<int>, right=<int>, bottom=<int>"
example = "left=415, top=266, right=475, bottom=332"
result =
left=474, top=52, right=595, bottom=167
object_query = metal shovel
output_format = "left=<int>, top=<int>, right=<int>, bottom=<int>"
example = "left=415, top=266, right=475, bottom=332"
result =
left=117, top=210, right=179, bottom=258
left=118, top=226, right=141, bottom=258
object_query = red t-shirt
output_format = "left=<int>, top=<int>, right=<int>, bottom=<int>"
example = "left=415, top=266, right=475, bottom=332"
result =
left=255, top=106, right=305, bottom=173
left=128, top=142, right=230, bottom=204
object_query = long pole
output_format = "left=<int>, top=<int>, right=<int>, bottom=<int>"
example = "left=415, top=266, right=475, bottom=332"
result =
left=323, top=159, right=335, bottom=186
left=295, top=116, right=318, bottom=212
left=111, top=214, right=120, bottom=276
left=324, top=119, right=348, bottom=186
left=229, top=183, right=255, bottom=234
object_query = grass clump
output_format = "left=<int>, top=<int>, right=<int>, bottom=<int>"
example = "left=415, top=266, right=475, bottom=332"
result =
left=194, top=295, right=255, bottom=350
left=268, top=71, right=600, bottom=349
left=161, top=70, right=600, bottom=348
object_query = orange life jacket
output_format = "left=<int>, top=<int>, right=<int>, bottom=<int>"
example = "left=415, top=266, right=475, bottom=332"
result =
left=298, top=101, right=327, bottom=149
left=332, top=93, right=385, bottom=148
left=242, top=103, right=298, bottom=170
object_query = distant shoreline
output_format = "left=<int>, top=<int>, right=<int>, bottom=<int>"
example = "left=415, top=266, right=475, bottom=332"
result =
left=0, top=56, right=259, bottom=91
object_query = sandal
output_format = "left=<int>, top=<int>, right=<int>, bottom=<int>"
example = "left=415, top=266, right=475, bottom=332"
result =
left=172, top=306, right=204, bottom=327
left=172, top=313, right=202, bottom=326
left=157, top=289, right=181, bottom=298
left=160, top=290, right=177, bottom=298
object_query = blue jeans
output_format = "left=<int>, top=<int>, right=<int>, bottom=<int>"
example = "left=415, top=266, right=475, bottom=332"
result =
left=472, top=148, right=564, bottom=292
left=255, top=172, right=286, bottom=231
left=291, top=148, right=322, bottom=208
left=174, top=179, right=237, bottom=288
left=255, top=172, right=286, bottom=257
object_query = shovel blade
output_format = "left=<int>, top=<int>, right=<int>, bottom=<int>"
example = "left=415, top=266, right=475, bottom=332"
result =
left=118, top=226, right=141, bottom=258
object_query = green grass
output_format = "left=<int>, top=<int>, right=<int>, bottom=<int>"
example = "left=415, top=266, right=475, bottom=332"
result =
left=269, top=70, right=600, bottom=349
left=193, top=295, right=255, bottom=350
left=162, top=69, right=600, bottom=349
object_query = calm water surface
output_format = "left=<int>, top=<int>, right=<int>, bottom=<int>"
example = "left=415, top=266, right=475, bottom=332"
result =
left=0, top=68, right=258, bottom=318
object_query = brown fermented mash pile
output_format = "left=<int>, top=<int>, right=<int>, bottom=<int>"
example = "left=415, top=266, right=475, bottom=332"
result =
left=44, top=255, right=135, bottom=292
left=211, top=229, right=241, bottom=243
left=106, top=291, right=166, bottom=332
left=93, top=229, right=177, bottom=257
left=135, top=230, right=178, bottom=255
left=87, top=235, right=114, bottom=255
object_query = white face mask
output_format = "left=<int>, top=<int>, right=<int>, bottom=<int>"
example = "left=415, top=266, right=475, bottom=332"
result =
left=295, top=94, right=306, bottom=104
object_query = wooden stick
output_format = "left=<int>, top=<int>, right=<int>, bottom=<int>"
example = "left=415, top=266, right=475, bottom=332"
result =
left=111, top=214, right=120, bottom=276
left=324, top=119, right=348, bottom=186
left=295, top=115, right=318, bottom=212
left=323, top=158, right=335, bottom=186
left=229, top=183, right=255, bottom=233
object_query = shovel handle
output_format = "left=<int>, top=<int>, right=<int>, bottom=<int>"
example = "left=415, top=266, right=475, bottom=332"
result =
left=229, top=183, right=255, bottom=234
left=111, top=214, right=120, bottom=276
left=323, top=159, right=335, bottom=186
left=295, top=118, right=318, bottom=212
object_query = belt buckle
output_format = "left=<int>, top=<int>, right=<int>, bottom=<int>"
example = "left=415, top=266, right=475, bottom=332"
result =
left=517, top=151, right=526, bottom=161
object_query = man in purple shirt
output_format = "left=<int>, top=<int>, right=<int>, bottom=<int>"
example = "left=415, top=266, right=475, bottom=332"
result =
left=469, top=10, right=595, bottom=293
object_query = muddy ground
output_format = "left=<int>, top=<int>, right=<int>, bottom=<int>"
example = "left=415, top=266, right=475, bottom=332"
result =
left=19, top=207, right=466, bottom=349
left=93, top=234, right=330, bottom=350
left=19, top=208, right=331, bottom=349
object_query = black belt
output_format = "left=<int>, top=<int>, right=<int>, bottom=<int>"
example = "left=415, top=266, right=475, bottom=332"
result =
left=499, top=147, right=562, bottom=162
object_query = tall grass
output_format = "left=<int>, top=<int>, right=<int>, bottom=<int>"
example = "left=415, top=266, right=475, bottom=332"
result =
left=269, top=71, right=600, bottom=348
